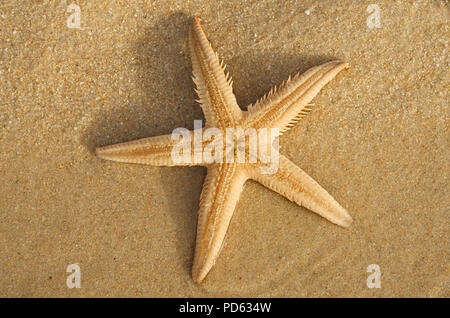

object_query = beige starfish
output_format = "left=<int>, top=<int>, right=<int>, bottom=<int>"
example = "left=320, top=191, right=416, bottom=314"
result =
left=96, top=18, right=352, bottom=283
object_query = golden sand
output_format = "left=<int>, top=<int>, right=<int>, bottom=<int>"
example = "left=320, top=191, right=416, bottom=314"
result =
left=0, top=0, right=448, bottom=297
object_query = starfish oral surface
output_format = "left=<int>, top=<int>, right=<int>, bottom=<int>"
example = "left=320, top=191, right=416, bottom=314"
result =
left=96, top=17, right=352, bottom=283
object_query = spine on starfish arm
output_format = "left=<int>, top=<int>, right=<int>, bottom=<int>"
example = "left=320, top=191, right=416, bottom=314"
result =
left=189, top=17, right=244, bottom=128
left=248, top=155, right=353, bottom=228
left=244, top=60, right=349, bottom=134
left=96, top=131, right=203, bottom=167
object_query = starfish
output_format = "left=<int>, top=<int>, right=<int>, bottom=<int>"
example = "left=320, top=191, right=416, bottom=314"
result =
left=96, top=17, right=352, bottom=283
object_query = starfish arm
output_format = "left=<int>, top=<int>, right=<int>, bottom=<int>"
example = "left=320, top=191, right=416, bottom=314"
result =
left=189, top=18, right=243, bottom=128
left=96, top=130, right=207, bottom=166
left=248, top=155, right=352, bottom=227
left=192, top=163, right=248, bottom=283
left=244, top=60, right=348, bottom=133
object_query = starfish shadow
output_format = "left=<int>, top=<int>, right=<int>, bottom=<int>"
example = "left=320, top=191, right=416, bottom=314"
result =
left=82, top=12, right=343, bottom=287
left=81, top=12, right=205, bottom=279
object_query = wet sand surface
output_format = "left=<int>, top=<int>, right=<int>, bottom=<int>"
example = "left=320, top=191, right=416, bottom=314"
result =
left=0, top=0, right=448, bottom=297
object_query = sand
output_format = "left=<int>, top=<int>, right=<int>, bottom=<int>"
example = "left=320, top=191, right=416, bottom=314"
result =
left=0, top=0, right=448, bottom=297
